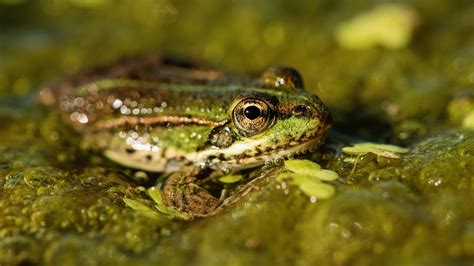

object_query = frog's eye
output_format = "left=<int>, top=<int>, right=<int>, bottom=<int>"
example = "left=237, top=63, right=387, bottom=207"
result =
left=258, top=66, right=304, bottom=91
left=232, top=98, right=275, bottom=136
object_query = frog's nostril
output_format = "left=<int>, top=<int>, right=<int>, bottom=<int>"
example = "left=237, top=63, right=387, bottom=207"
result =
left=293, top=105, right=311, bottom=117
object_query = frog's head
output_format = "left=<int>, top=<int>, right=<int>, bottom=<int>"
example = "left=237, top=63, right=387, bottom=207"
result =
left=193, top=76, right=332, bottom=170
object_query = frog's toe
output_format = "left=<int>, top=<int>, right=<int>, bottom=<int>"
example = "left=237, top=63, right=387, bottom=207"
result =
left=183, top=184, right=221, bottom=216
left=163, top=179, right=220, bottom=217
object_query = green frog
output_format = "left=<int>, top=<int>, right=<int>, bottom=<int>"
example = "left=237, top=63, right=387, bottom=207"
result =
left=40, top=54, right=332, bottom=218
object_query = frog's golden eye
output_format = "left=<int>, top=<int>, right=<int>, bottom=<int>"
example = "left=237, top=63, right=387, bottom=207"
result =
left=232, top=98, right=275, bottom=136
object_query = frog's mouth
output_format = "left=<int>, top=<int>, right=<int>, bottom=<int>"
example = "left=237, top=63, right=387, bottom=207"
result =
left=187, top=130, right=327, bottom=172
left=228, top=136, right=325, bottom=171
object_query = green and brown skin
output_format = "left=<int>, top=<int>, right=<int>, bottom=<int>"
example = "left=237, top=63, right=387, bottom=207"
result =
left=40, top=54, right=332, bottom=218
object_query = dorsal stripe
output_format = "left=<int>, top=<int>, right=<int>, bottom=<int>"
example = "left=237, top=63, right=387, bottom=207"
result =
left=94, top=115, right=227, bottom=129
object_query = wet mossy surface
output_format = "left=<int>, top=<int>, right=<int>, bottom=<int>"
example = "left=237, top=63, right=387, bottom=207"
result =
left=1, top=0, right=474, bottom=265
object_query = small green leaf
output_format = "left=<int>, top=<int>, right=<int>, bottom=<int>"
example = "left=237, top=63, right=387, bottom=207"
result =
left=285, top=159, right=321, bottom=175
left=148, top=186, right=164, bottom=205
left=298, top=181, right=335, bottom=200
left=312, top=169, right=339, bottom=181
left=356, top=143, right=409, bottom=153
left=292, top=174, right=320, bottom=185
left=218, top=174, right=243, bottom=184
left=342, top=146, right=373, bottom=155
left=123, top=198, right=153, bottom=212
left=343, top=157, right=358, bottom=164
left=123, top=198, right=167, bottom=220
left=148, top=186, right=170, bottom=214
left=343, top=142, right=409, bottom=158
left=147, top=187, right=191, bottom=220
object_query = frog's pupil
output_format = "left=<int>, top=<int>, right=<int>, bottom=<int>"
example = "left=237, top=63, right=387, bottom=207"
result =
left=244, top=105, right=261, bottom=120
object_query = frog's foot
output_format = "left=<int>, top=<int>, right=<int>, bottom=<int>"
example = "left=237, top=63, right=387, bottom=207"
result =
left=162, top=168, right=220, bottom=218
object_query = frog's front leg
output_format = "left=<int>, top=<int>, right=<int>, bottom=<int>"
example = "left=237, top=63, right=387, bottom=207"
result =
left=162, top=167, right=220, bottom=217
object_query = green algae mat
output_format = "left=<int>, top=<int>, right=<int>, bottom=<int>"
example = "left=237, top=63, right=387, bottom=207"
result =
left=1, top=1, right=474, bottom=265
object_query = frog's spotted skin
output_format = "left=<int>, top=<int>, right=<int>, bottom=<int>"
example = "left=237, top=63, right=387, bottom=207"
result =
left=43, top=55, right=332, bottom=217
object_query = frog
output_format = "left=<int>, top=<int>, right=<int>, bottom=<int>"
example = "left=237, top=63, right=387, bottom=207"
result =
left=39, top=54, right=332, bottom=218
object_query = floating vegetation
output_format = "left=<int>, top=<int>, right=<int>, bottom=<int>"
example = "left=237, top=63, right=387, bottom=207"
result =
left=335, top=3, right=419, bottom=50
left=284, top=159, right=321, bottom=174
left=122, top=198, right=166, bottom=220
left=277, top=159, right=338, bottom=200
left=342, top=142, right=410, bottom=159
left=218, top=174, right=243, bottom=184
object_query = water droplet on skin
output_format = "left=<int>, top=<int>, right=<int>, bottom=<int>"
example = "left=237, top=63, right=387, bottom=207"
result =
left=49, top=131, right=59, bottom=141
left=275, top=157, right=285, bottom=165
left=120, top=106, right=130, bottom=115
left=265, top=160, right=274, bottom=167
left=220, top=165, right=231, bottom=175
left=69, top=112, right=87, bottom=123
left=287, top=153, right=295, bottom=160
left=95, top=101, right=104, bottom=110
left=74, top=97, right=85, bottom=107
left=85, top=103, right=95, bottom=113
left=112, top=99, right=123, bottom=109
left=118, top=131, right=127, bottom=138
left=197, top=161, right=210, bottom=170
left=134, top=171, right=149, bottom=183
left=87, top=84, right=98, bottom=94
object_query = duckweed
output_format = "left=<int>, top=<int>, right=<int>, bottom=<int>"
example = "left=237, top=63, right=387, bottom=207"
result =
left=298, top=180, right=335, bottom=200
left=284, top=159, right=321, bottom=175
left=343, top=142, right=409, bottom=159
left=123, top=198, right=166, bottom=220
left=278, top=159, right=339, bottom=200
left=218, top=174, right=243, bottom=184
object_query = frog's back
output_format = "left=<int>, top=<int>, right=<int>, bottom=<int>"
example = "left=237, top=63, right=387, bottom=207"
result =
left=39, top=53, right=249, bottom=106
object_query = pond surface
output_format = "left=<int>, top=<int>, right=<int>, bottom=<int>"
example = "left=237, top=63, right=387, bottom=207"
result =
left=1, top=1, right=474, bottom=265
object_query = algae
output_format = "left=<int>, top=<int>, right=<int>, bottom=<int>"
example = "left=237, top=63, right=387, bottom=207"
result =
left=1, top=0, right=474, bottom=265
